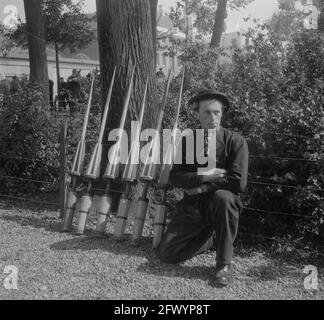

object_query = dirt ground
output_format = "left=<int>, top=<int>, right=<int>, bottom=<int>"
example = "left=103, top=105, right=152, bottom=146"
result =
left=0, top=198, right=323, bottom=300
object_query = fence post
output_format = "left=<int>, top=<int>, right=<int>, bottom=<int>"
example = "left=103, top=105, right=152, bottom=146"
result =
left=59, top=120, right=67, bottom=219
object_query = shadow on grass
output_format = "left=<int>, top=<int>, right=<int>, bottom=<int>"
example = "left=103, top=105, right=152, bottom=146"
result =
left=0, top=211, right=63, bottom=233
left=50, top=232, right=156, bottom=259
left=136, top=258, right=216, bottom=282
left=245, top=264, right=301, bottom=282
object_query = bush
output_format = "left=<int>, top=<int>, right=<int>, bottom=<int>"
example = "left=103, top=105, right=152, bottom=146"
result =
left=163, top=28, right=324, bottom=241
left=0, top=78, right=102, bottom=197
left=0, top=84, right=60, bottom=195
left=77, top=70, right=101, bottom=116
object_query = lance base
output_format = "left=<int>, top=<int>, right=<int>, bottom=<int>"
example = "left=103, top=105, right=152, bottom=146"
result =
left=140, top=175, right=154, bottom=182
left=157, top=163, right=173, bottom=187
left=62, top=190, right=78, bottom=232
left=75, top=193, right=92, bottom=235
left=103, top=154, right=120, bottom=180
left=122, top=162, right=138, bottom=182
left=113, top=197, right=133, bottom=240
left=95, top=194, right=112, bottom=234
left=131, top=198, right=149, bottom=244
left=152, top=203, right=167, bottom=249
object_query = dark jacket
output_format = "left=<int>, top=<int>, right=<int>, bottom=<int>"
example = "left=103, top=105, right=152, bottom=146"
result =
left=169, top=127, right=249, bottom=195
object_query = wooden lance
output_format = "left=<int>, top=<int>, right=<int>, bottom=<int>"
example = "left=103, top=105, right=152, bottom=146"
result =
left=74, top=68, right=117, bottom=235
left=131, top=70, right=172, bottom=244
left=61, top=70, right=95, bottom=232
left=113, top=78, right=148, bottom=239
left=152, top=67, right=185, bottom=248
left=94, top=67, right=135, bottom=234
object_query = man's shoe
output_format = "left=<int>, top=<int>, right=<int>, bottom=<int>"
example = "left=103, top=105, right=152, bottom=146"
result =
left=214, top=263, right=233, bottom=287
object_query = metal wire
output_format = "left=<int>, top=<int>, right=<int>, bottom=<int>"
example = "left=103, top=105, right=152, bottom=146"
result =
left=0, top=194, right=59, bottom=206
left=261, top=131, right=320, bottom=140
left=237, top=232, right=324, bottom=249
left=249, top=155, right=324, bottom=164
left=0, top=175, right=56, bottom=185
left=0, top=155, right=44, bottom=162
left=247, top=180, right=323, bottom=192
left=242, top=207, right=315, bottom=219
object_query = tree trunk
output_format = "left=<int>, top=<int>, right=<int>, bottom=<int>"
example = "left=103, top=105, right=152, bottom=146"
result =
left=23, top=0, right=49, bottom=108
left=55, top=41, right=60, bottom=98
left=96, top=0, right=158, bottom=209
left=210, top=0, right=228, bottom=48
left=97, top=0, right=157, bottom=130
left=319, top=5, right=324, bottom=32
left=150, top=0, right=158, bottom=67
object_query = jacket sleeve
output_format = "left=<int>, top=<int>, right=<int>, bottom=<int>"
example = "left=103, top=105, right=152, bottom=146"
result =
left=205, top=135, right=249, bottom=194
left=169, top=137, right=204, bottom=188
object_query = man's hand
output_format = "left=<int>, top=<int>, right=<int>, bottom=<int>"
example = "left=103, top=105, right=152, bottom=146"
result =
left=184, top=184, right=208, bottom=196
left=199, top=168, right=226, bottom=183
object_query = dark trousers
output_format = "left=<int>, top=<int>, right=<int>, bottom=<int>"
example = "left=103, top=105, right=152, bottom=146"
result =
left=156, top=190, right=242, bottom=265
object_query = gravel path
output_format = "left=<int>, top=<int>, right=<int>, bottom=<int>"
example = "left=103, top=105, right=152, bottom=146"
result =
left=0, top=200, right=323, bottom=300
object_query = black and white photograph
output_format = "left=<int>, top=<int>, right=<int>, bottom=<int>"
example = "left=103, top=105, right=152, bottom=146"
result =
left=0, top=0, right=323, bottom=303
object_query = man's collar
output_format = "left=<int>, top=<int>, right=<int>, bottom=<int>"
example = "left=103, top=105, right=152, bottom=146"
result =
left=197, top=126, right=223, bottom=134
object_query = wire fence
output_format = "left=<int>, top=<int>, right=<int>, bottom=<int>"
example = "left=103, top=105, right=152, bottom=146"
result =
left=0, top=121, right=323, bottom=244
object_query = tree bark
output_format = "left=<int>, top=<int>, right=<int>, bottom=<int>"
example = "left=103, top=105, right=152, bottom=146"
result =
left=23, top=0, right=49, bottom=108
left=210, top=0, right=228, bottom=48
left=96, top=0, right=158, bottom=208
left=150, top=0, right=158, bottom=67
left=97, top=0, right=157, bottom=130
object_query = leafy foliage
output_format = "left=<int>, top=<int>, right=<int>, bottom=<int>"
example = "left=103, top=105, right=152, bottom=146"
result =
left=0, top=83, right=60, bottom=195
left=9, top=0, right=95, bottom=55
left=164, top=22, right=324, bottom=241
left=0, top=23, right=16, bottom=56
left=169, top=0, right=254, bottom=36
left=0, top=72, right=102, bottom=196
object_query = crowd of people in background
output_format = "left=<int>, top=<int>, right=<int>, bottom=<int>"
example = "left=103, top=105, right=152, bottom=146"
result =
left=54, top=69, right=83, bottom=113
left=0, top=69, right=83, bottom=113
left=2, top=67, right=166, bottom=112
left=0, top=74, right=28, bottom=95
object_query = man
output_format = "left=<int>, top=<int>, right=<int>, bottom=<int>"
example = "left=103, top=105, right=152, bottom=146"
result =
left=156, top=89, right=249, bottom=287
left=156, top=67, right=165, bottom=78
left=0, top=74, right=10, bottom=94
left=54, top=77, right=68, bottom=111
left=10, top=75, right=20, bottom=93
left=67, top=69, right=81, bottom=112
left=49, top=79, right=54, bottom=110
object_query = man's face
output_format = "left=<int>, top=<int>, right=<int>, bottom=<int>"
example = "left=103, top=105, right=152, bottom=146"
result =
left=195, top=99, right=223, bottom=130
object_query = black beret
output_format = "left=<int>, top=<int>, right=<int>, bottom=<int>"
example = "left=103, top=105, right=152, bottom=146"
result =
left=188, top=89, right=230, bottom=109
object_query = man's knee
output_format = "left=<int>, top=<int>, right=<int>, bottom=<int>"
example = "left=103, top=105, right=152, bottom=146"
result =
left=155, top=235, right=181, bottom=264
left=209, top=190, right=241, bottom=221
left=212, top=190, right=236, bottom=208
